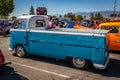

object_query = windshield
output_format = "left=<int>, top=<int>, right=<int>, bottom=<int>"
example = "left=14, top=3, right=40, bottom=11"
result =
left=100, top=26, right=119, bottom=33
left=13, top=19, right=27, bottom=29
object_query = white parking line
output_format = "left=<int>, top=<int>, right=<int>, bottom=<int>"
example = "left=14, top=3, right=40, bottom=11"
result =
left=12, top=61, right=71, bottom=79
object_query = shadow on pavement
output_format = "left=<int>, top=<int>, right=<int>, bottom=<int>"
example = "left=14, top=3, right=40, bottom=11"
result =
left=27, top=54, right=120, bottom=78
left=109, top=50, right=120, bottom=54
left=0, top=66, right=29, bottom=80
left=86, top=58, right=120, bottom=78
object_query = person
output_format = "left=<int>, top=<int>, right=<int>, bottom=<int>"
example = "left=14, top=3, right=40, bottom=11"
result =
left=4, top=22, right=12, bottom=34
left=58, top=21, right=64, bottom=28
left=89, top=20, right=94, bottom=28
left=75, top=20, right=80, bottom=26
left=36, top=20, right=44, bottom=27
left=93, top=21, right=99, bottom=29
left=49, top=19, right=55, bottom=28
left=63, top=21, right=68, bottom=28
left=66, top=20, right=74, bottom=28
left=0, top=24, right=7, bottom=36
left=0, top=22, right=3, bottom=35
left=46, top=19, right=55, bottom=30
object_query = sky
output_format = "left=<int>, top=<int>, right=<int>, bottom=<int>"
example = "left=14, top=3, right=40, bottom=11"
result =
left=10, top=0, right=120, bottom=17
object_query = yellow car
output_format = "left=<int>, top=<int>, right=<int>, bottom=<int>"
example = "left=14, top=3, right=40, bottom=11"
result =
left=99, top=20, right=120, bottom=51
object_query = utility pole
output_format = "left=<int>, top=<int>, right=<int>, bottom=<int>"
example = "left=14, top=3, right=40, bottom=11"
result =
left=113, top=0, right=116, bottom=17
left=43, top=4, right=44, bottom=7
left=56, top=10, right=58, bottom=18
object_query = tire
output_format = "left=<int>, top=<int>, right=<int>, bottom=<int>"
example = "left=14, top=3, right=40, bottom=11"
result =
left=70, top=58, right=89, bottom=69
left=15, top=46, right=27, bottom=58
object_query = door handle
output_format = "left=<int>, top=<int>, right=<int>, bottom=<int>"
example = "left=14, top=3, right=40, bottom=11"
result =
left=22, top=35, right=27, bottom=38
left=40, top=40, right=45, bottom=42
left=114, top=40, right=120, bottom=43
left=59, top=42, right=63, bottom=47
left=115, top=34, right=120, bottom=36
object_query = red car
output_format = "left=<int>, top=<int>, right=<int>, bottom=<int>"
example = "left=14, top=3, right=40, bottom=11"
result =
left=0, top=49, right=5, bottom=67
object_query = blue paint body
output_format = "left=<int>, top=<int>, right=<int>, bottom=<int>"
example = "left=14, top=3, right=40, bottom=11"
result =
left=9, top=15, right=109, bottom=69
left=10, top=30, right=106, bottom=63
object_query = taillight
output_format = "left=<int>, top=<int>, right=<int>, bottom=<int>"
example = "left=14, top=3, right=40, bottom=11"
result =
left=0, top=50, right=2, bottom=55
left=105, top=52, right=108, bottom=57
left=106, top=34, right=110, bottom=49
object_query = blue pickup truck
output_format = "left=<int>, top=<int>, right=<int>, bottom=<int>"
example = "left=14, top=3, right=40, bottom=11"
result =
left=9, top=15, right=109, bottom=70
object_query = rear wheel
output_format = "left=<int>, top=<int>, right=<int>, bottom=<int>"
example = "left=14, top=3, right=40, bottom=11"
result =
left=70, top=58, right=89, bottom=69
left=15, top=46, right=27, bottom=58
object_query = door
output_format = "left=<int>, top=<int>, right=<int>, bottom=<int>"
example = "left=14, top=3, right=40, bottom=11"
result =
left=12, top=19, right=27, bottom=45
left=108, top=26, right=120, bottom=50
left=28, top=16, right=52, bottom=56
left=28, top=31, right=45, bottom=55
left=12, top=30, right=27, bottom=45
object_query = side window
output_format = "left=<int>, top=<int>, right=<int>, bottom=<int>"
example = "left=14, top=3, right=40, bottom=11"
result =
left=109, top=26, right=119, bottom=33
left=13, top=19, right=27, bottom=29
left=101, top=26, right=107, bottom=30
left=29, top=16, right=49, bottom=30
left=101, top=26, right=119, bottom=33
left=35, top=19, right=45, bottom=27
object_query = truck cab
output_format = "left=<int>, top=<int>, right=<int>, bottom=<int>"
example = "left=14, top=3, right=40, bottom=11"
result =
left=99, top=20, right=120, bottom=51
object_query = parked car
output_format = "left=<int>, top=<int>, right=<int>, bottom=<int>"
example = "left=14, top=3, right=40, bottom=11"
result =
left=0, top=19, right=13, bottom=36
left=0, top=49, right=5, bottom=67
left=9, top=15, right=109, bottom=70
left=80, top=20, right=91, bottom=27
left=99, top=20, right=120, bottom=51
left=73, top=25, right=90, bottom=29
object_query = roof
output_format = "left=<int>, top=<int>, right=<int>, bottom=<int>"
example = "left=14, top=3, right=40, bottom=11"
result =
left=0, top=19, right=7, bottom=20
left=17, top=15, right=49, bottom=19
left=37, top=7, right=47, bottom=10
left=99, top=21, right=120, bottom=26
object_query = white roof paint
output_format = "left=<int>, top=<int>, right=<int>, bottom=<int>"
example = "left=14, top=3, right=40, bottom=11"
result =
left=17, top=15, right=49, bottom=19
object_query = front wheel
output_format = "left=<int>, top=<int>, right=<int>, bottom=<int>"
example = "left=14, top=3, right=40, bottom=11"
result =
left=15, top=46, right=27, bottom=58
left=70, top=58, right=89, bottom=69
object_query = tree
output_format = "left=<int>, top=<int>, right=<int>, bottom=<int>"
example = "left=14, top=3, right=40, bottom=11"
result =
left=64, top=12, right=75, bottom=20
left=90, top=13, right=94, bottom=20
left=59, top=15, right=62, bottom=18
left=75, top=15, right=83, bottom=21
left=110, top=14, right=117, bottom=17
left=10, top=16, right=16, bottom=20
left=118, top=14, right=120, bottom=17
left=52, top=15, right=56, bottom=18
left=49, top=15, right=56, bottom=20
left=29, top=5, right=35, bottom=15
left=0, top=0, right=14, bottom=18
left=94, top=13, right=103, bottom=20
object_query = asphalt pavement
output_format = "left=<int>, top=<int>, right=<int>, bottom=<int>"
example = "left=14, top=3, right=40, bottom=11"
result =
left=0, top=36, right=120, bottom=80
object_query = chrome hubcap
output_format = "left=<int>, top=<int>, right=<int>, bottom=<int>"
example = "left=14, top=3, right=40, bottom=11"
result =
left=17, top=47, right=24, bottom=57
left=73, top=58, right=85, bottom=68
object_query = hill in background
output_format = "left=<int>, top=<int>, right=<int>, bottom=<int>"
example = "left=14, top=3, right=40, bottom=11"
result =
left=74, top=10, right=120, bottom=18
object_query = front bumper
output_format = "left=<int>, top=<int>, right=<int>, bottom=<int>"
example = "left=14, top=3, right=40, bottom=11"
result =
left=9, top=47, right=13, bottom=51
left=93, top=57, right=109, bottom=70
